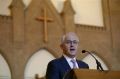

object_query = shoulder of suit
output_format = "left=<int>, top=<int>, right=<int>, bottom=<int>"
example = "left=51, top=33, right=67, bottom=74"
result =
left=77, top=60, right=89, bottom=68
left=77, top=60, right=88, bottom=65
left=77, top=60, right=86, bottom=64
left=48, top=57, right=63, bottom=64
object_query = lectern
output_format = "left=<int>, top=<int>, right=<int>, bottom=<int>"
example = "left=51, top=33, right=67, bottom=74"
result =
left=63, top=69, right=120, bottom=79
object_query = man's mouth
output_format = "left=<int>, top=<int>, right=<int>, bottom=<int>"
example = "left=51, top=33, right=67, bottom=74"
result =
left=70, top=49, right=75, bottom=51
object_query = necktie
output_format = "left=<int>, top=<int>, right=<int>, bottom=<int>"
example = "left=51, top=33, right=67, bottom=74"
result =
left=71, top=59, right=77, bottom=69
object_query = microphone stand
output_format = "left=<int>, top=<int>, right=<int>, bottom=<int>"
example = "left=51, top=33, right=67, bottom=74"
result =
left=87, top=51, right=104, bottom=71
left=96, top=59, right=104, bottom=71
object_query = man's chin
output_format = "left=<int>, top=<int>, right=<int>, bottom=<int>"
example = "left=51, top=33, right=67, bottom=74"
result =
left=71, top=54, right=76, bottom=57
left=70, top=52, right=76, bottom=56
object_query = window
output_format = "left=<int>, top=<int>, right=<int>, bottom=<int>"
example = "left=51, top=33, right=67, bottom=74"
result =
left=82, top=52, right=109, bottom=70
left=24, top=49, right=55, bottom=79
left=0, top=54, right=11, bottom=79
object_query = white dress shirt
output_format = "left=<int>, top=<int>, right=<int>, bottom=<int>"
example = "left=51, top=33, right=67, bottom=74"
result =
left=63, top=54, right=79, bottom=69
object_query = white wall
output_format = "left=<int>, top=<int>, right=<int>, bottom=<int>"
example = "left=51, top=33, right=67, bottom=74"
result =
left=0, top=0, right=104, bottom=26
left=71, top=0, right=104, bottom=26
left=24, top=49, right=55, bottom=79
left=0, top=0, right=12, bottom=15
left=51, top=0, right=104, bottom=26
left=0, top=54, right=11, bottom=79
left=22, top=0, right=32, bottom=8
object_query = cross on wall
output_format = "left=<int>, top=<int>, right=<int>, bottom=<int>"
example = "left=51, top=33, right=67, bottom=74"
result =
left=36, top=7, right=53, bottom=43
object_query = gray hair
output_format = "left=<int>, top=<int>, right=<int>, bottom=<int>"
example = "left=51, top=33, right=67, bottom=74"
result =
left=61, top=32, right=79, bottom=44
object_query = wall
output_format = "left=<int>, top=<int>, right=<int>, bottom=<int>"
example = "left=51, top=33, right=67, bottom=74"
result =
left=0, top=0, right=120, bottom=79
left=109, top=0, right=120, bottom=68
left=0, top=0, right=103, bottom=26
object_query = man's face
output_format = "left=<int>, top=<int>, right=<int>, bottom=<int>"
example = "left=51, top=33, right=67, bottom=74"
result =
left=61, top=34, right=79, bottom=58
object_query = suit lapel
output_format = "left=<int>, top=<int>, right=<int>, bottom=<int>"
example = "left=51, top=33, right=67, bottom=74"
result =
left=77, top=60, right=86, bottom=68
left=76, top=60, right=82, bottom=68
left=60, top=56, right=71, bottom=71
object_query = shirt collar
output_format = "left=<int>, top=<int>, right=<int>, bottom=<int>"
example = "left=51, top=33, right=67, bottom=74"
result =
left=63, top=54, right=76, bottom=62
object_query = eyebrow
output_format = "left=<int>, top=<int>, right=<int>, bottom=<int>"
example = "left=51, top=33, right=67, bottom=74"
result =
left=65, top=40, right=79, bottom=42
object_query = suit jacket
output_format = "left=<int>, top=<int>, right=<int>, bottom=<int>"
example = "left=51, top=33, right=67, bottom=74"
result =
left=46, top=56, right=89, bottom=79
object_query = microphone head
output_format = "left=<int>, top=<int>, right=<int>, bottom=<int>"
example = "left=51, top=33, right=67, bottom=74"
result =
left=82, top=50, right=86, bottom=53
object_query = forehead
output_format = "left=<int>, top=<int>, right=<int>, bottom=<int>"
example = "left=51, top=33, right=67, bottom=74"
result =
left=65, top=33, right=79, bottom=41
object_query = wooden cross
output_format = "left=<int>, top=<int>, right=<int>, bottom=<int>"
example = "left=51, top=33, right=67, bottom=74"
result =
left=36, top=7, right=53, bottom=43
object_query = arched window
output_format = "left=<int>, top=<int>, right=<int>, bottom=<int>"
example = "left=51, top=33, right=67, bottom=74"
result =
left=82, top=52, right=109, bottom=70
left=24, top=49, right=55, bottom=79
left=0, top=54, right=11, bottom=79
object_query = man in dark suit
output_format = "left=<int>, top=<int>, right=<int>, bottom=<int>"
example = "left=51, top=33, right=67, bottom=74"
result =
left=46, top=32, right=89, bottom=79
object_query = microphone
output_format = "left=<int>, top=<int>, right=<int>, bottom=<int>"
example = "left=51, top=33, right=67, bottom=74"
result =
left=82, top=50, right=104, bottom=71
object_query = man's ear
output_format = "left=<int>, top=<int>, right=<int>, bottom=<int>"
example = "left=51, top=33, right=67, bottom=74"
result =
left=60, top=43, right=66, bottom=50
left=60, top=44, right=63, bottom=49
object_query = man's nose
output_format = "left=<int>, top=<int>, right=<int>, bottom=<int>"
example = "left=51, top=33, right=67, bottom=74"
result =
left=70, top=42, right=74, bottom=47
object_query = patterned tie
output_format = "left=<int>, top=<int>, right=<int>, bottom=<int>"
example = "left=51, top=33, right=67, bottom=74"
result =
left=71, top=59, right=77, bottom=69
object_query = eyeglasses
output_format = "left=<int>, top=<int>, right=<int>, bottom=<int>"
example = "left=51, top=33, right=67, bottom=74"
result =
left=65, top=40, right=79, bottom=44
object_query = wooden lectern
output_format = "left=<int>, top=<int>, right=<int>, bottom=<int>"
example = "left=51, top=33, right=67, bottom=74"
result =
left=63, top=69, right=120, bottom=79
